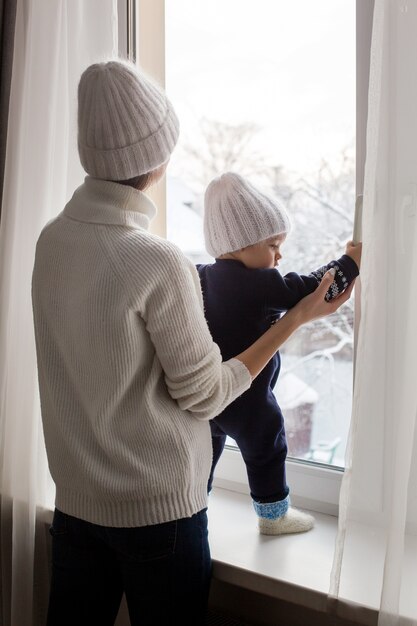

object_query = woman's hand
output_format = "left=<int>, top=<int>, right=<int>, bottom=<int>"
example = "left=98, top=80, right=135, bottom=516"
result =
left=292, top=269, right=356, bottom=325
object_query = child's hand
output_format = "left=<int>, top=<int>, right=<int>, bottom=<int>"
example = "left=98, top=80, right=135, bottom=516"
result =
left=345, top=240, right=362, bottom=270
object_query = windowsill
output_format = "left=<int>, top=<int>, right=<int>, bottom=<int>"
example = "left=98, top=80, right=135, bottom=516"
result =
left=208, top=487, right=379, bottom=626
left=39, top=487, right=417, bottom=625
left=213, top=447, right=343, bottom=517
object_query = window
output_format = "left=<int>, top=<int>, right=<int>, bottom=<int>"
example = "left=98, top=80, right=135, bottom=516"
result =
left=130, top=0, right=373, bottom=513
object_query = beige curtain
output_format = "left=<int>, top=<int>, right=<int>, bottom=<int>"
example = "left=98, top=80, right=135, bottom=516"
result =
left=0, top=1, right=118, bottom=624
left=330, top=1, right=417, bottom=624
left=0, top=0, right=17, bottom=221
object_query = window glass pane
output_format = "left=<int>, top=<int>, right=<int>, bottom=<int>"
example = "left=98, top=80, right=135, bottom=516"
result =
left=165, top=0, right=356, bottom=468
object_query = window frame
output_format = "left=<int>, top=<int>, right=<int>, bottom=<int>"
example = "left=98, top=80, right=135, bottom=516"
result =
left=123, top=0, right=374, bottom=515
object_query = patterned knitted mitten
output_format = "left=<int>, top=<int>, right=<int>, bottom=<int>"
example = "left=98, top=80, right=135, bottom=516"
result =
left=253, top=495, right=314, bottom=535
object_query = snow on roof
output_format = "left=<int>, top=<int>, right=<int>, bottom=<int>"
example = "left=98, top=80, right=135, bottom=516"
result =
left=274, top=371, right=319, bottom=409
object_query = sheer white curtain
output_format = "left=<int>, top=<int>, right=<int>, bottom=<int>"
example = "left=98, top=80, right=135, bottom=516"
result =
left=0, top=1, right=117, bottom=624
left=330, top=1, right=417, bottom=624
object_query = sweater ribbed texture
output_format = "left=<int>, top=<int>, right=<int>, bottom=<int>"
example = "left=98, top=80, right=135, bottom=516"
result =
left=32, top=177, right=251, bottom=527
left=77, top=61, right=179, bottom=180
left=204, top=172, right=291, bottom=257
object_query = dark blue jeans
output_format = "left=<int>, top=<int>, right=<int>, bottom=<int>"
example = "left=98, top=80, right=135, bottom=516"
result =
left=47, top=508, right=211, bottom=626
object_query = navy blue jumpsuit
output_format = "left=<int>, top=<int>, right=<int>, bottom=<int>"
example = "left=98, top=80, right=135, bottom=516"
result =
left=197, top=255, right=359, bottom=503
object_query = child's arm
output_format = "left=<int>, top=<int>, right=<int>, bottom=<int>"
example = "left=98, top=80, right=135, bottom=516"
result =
left=236, top=270, right=355, bottom=378
left=315, top=241, right=361, bottom=301
left=267, top=242, right=361, bottom=311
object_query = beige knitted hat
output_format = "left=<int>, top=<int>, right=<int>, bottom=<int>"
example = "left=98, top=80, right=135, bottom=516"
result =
left=204, top=172, right=291, bottom=258
left=77, top=60, right=180, bottom=180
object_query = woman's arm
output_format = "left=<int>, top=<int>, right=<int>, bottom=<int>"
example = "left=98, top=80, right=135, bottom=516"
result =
left=235, top=269, right=355, bottom=378
left=137, top=240, right=354, bottom=418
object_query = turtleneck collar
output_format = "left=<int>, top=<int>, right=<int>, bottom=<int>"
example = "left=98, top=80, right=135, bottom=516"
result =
left=63, top=176, right=157, bottom=230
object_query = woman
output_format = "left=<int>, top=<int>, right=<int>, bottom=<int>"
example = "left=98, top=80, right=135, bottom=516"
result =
left=32, top=61, right=358, bottom=626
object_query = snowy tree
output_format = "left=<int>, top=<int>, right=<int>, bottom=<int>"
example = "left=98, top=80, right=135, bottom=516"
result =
left=270, top=147, right=356, bottom=362
left=173, top=118, right=268, bottom=194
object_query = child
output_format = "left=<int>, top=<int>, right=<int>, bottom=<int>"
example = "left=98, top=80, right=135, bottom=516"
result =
left=197, top=172, right=361, bottom=535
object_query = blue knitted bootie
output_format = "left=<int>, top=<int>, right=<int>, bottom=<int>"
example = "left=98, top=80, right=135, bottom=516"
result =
left=253, top=495, right=314, bottom=535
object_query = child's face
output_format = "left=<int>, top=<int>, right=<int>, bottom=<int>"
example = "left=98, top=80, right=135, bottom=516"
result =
left=239, top=234, right=286, bottom=270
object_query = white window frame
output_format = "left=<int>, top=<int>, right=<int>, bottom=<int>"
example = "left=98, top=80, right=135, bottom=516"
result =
left=122, top=0, right=374, bottom=516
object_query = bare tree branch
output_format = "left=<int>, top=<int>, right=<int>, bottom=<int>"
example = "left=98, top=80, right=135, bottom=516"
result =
left=298, top=182, right=354, bottom=225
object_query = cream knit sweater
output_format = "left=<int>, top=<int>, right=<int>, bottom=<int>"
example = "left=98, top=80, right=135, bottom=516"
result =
left=32, top=177, right=251, bottom=527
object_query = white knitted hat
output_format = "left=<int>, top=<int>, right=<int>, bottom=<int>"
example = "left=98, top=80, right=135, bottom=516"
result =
left=77, top=60, right=180, bottom=180
left=204, top=172, right=291, bottom=258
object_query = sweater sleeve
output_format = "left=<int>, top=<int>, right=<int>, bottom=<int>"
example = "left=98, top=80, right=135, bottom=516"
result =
left=267, top=254, right=359, bottom=312
left=141, top=243, right=252, bottom=420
